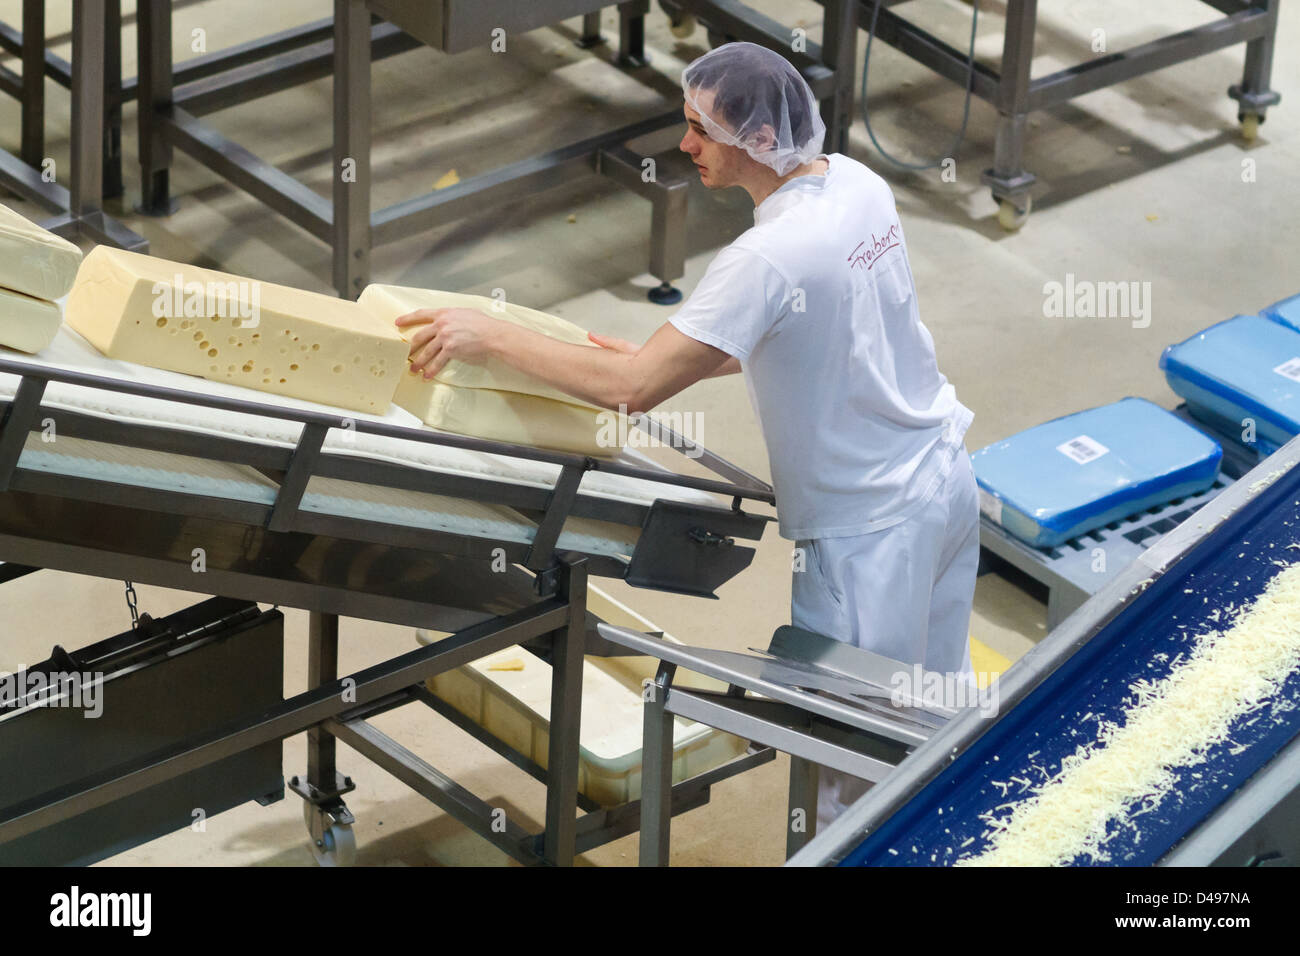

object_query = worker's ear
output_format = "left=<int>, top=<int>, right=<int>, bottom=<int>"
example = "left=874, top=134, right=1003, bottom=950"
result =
left=749, top=123, right=778, bottom=153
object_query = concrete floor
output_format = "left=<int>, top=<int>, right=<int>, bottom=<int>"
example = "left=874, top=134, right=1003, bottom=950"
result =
left=0, top=0, right=1295, bottom=866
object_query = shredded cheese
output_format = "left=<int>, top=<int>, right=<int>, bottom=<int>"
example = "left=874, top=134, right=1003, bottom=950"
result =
left=956, top=560, right=1300, bottom=867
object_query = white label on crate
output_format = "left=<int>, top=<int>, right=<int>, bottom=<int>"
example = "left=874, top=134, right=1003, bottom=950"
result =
left=978, top=488, right=1003, bottom=525
left=1056, top=434, right=1109, bottom=464
left=1273, top=357, right=1300, bottom=383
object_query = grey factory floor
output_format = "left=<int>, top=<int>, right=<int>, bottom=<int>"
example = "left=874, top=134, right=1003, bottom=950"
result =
left=0, top=0, right=1296, bottom=866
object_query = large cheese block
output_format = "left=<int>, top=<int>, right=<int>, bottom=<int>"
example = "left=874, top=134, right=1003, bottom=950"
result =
left=397, top=378, right=619, bottom=456
left=361, top=283, right=626, bottom=455
left=0, top=202, right=83, bottom=300
left=358, top=284, right=600, bottom=404
left=0, top=288, right=63, bottom=354
left=65, top=246, right=408, bottom=415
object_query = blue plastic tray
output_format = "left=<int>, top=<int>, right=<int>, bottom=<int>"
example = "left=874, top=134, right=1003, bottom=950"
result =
left=971, top=398, right=1222, bottom=549
left=1262, top=293, right=1300, bottom=333
left=1161, top=314, right=1300, bottom=453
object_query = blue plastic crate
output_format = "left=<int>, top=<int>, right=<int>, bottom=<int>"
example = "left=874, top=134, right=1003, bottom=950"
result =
left=971, top=398, right=1222, bottom=548
left=1160, top=314, right=1300, bottom=453
left=1262, top=292, right=1300, bottom=333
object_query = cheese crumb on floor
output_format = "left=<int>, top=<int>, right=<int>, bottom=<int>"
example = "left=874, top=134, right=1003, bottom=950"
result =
left=956, top=560, right=1300, bottom=867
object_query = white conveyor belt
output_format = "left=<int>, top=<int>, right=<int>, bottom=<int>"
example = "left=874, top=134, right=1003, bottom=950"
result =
left=0, top=322, right=729, bottom=559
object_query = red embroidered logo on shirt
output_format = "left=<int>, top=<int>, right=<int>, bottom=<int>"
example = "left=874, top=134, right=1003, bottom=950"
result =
left=847, top=223, right=901, bottom=271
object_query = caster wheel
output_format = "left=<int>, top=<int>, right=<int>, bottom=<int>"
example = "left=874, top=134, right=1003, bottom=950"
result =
left=304, top=801, right=357, bottom=867
left=647, top=282, right=682, bottom=305
left=669, top=14, right=696, bottom=38
left=996, top=196, right=1031, bottom=231
left=1240, top=113, right=1260, bottom=142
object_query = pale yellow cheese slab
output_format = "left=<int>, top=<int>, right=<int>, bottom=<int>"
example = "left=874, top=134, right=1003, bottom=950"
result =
left=358, top=283, right=601, bottom=405
left=0, top=202, right=83, bottom=301
left=0, top=288, right=62, bottom=354
left=65, top=246, right=408, bottom=415
left=395, top=377, right=622, bottom=457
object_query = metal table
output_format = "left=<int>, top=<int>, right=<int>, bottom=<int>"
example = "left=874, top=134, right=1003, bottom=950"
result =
left=0, top=348, right=777, bottom=865
left=0, top=0, right=146, bottom=251
left=133, top=0, right=695, bottom=301
left=596, top=621, right=959, bottom=863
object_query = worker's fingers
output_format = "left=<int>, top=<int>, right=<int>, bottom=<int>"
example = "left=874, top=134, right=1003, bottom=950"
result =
left=408, top=336, right=443, bottom=375
left=406, top=320, right=442, bottom=354
left=394, top=307, right=446, bottom=328
left=588, top=331, right=639, bottom=354
left=422, top=343, right=452, bottom=379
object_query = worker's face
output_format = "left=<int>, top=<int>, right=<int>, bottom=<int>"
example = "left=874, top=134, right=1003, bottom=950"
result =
left=680, top=91, right=749, bottom=190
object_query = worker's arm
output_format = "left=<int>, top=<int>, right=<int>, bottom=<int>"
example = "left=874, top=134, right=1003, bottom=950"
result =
left=395, top=308, right=734, bottom=414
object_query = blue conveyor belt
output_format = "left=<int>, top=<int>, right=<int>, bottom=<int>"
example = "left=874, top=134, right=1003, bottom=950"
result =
left=841, top=458, right=1300, bottom=866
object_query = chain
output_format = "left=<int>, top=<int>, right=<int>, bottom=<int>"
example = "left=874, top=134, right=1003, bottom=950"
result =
left=124, top=580, right=140, bottom=628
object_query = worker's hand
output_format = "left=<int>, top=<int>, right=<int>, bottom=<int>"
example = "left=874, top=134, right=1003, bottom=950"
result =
left=587, top=331, right=641, bottom=355
left=395, top=307, right=504, bottom=379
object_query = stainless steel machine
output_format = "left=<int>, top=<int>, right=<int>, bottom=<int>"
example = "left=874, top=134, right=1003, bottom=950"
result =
left=0, top=329, right=777, bottom=865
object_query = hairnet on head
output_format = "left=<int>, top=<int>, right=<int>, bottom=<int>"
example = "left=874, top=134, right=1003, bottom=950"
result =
left=682, top=41, right=826, bottom=176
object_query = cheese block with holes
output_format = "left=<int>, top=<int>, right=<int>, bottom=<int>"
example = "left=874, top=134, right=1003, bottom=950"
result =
left=359, top=284, right=601, bottom=404
left=0, top=287, right=63, bottom=353
left=361, top=283, right=626, bottom=455
left=65, top=246, right=408, bottom=414
left=395, top=378, right=620, bottom=456
left=0, top=201, right=83, bottom=300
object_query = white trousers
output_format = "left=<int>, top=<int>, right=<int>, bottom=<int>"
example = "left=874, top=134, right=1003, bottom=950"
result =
left=791, top=449, right=979, bottom=829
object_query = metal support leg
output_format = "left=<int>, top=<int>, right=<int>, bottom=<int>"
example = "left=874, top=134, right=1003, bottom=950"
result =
left=102, top=0, right=123, bottom=200
left=787, top=753, right=819, bottom=859
left=1228, top=0, right=1280, bottom=129
left=69, top=0, right=105, bottom=220
left=647, top=176, right=687, bottom=305
left=640, top=660, right=676, bottom=866
left=576, top=10, right=603, bottom=49
left=136, top=0, right=175, bottom=215
left=981, top=0, right=1037, bottom=216
left=542, top=555, right=587, bottom=866
left=819, top=0, right=858, bottom=155
left=334, top=0, right=372, bottom=300
left=20, top=0, right=44, bottom=170
left=307, top=611, right=340, bottom=791
left=617, top=0, right=649, bottom=68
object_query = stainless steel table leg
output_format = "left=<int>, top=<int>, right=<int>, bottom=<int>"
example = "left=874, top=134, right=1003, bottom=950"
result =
left=576, top=10, right=603, bottom=49
left=70, top=0, right=105, bottom=220
left=787, top=753, right=819, bottom=859
left=639, top=659, right=676, bottom=866
left=1229, top=0, right=1281, bottom=132
left=820, top=0, right=858, bottom=155
left=20, top=0, right=43, bottom=170
left=981, top=0, right=1037, bottom=217
left=333, top=0, right=371, bottom=300
left=307, top=611, right=340, bottom=790
left=543, top=556, right=588, bottom=866
left=102, top=0, right=123, bottom=201
left=136, top=0, right=174, bottom=215
left=617, top=0, right=648, bottom=68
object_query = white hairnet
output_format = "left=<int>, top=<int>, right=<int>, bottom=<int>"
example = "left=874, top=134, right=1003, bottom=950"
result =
left=682, top=41, right=826, bottom=177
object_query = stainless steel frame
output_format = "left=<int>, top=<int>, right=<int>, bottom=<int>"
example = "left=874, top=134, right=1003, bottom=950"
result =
left=133, top=0, right=694, bottom=301
left=0, top=0, right=147, bottom=251
left=855, top=0, right=1280, bottom=211
left=596, top=622, right=955, bottom=864
left=788, top=434, right=1300, bottom=867
left=0, top=346, right=777, bottom=864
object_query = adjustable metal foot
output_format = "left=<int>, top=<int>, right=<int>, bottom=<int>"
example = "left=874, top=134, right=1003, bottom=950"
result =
left=648, top=281, right=682, bottom=305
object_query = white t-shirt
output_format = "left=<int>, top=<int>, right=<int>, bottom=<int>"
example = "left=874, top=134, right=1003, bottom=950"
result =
left=669, top=153, right=973, bottom=540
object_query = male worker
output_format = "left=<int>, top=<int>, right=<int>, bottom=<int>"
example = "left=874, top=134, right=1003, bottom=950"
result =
left=397, top=41, right=978, bottom=826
